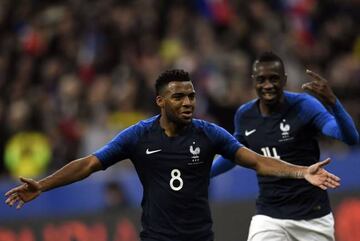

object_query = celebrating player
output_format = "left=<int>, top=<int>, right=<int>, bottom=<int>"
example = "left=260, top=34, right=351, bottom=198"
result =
left=211, top=52, right=359, bottom=241
left=6, top=69, right=340, bottom=241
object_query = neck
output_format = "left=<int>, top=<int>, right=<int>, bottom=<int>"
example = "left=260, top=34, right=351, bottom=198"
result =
left=259, top=97, right=284, bottom=116
left=159, top=115, right=187, bottom=137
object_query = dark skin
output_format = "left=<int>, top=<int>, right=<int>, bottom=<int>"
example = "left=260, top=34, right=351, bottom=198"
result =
left=302, top=69, right=337, bottom=106
left=156, top=81, right=339, bottom=188
left=5, top=80, right=340, bottom=209
left=252, top=60, right=337, bottom=116
left=252, top=60, right=287, bottom=116
left=156, top=81, right=196, bottom=137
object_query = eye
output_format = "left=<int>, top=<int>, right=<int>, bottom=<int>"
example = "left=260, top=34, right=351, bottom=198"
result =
left=172, top=94, right=184, bottom=101
left=269, top=75, right=280, bottom=83
left=255, top=76, right=265, bottom=83
left=188, top=93, right=195, bottom=100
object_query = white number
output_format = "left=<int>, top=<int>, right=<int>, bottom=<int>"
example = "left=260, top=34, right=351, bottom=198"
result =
left=169, top=169, right=183, bottom=191
left=261, top=147, right=280, bottom=159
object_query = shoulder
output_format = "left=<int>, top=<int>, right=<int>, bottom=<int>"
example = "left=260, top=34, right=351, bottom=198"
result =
left=284, top=92, right=329, bottom=123
left=137, top=115, right=159, bottom=128
left=285, top=91, right=318, bottom=104
left=124, top=115, right=159, bottom=136
left=192, top=118, right=219, bottom=130
left=192, top=119, right=237, bottom=147
left=235, top=99, right=257, bottom=119
left=192, top=118, right=228, bottom=135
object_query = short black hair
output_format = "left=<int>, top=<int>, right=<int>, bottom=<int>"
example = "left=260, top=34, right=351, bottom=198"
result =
left=254, top=52, right=285, bottom=74
left=155, top=69, right=191, bottom=95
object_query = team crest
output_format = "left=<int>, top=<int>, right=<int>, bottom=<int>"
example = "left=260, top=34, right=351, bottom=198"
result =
left=279, top=119, right=293, bottom=142
left=280, top=119, right=290, bottom=138
left=188, top=142, right=202, bottom=165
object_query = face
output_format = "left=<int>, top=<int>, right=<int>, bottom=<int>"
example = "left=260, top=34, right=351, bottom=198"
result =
left=252, top=60, right=286, bottom=106
left=157, top=81, right=196, bottom=125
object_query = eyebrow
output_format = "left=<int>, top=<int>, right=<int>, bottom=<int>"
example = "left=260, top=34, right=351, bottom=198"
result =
left=170, top=90, right=195, bottom=96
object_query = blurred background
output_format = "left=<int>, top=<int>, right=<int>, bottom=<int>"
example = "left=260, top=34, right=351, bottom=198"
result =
left=0, top=0, right=359, bottom=240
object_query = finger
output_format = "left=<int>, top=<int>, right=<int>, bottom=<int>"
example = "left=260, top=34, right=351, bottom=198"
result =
left=302, top=84, right=322, bottom=95
left=19, top=177, right=35, bottom=186
left=317, top=158, right=331, bottom=168
left=302, top=84, right=315, bottom=93
left=5, top=194, right=18, bottom=206
left=323, top=182, right=333, bottom=189
left=306, top=69, right=327, bottom=82
left=302, top=82, right=321, bottom=91
left=9, top=196, right=20, bottom=206
left=327, top=172, right=340, bottom=182
left=6, top=194, right=22, bottom=207
left=331, top=181, right=340, bottom=188
left=324, top=180, right=338, bottom=189
left=301, top=82, right=311, bottom=90
left=16, top=200, right=25, bottom=209
left=5, top=186, right=25, bottom=197
left=327, top=181, right=340, bottom=188
left=319, top=184, right=327, bottom=190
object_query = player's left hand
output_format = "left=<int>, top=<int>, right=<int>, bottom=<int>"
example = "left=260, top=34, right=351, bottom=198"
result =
left=304, top=158, right=340, bottom=190
left=302, top=69, right=337, bottom=106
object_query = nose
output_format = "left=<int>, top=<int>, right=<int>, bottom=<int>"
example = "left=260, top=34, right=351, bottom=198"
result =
left=262, top=79, right=274, bottom=89
left=182, top=96, right=192, bottom=106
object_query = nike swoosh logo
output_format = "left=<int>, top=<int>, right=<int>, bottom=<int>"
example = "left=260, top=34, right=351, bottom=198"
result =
left=245, top=129, right=256, bottom=136
left=146, top=148, right=162, bottom=155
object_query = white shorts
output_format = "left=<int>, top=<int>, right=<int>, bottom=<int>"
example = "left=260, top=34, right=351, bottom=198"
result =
left=247, top=213, right=335, bottom=241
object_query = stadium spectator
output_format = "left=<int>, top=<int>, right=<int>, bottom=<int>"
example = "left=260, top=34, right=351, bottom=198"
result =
left=103, top=180, right=129, bottom=212
left=1, top=1, right=360, bottom=177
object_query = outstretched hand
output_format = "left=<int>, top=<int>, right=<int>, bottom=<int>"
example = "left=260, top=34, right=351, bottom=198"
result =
left=5, top=177, right=42, bottom=209
left=302, top=69, right=337, bottom=106
left=304, top=158, right=340, bottom=190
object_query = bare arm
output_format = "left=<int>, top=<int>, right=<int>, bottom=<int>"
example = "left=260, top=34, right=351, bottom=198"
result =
left=39, top=155, right=102, bottom=191
left=5, top=155, right=102, bottom=209
left=234, top=147, right=340, bottom=190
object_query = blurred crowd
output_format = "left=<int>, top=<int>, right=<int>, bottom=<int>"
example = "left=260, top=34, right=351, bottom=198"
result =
left=0, top=0, right=359, bottom=178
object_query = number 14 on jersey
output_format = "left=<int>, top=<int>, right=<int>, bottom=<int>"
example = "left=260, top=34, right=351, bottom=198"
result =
left=261, top=147, right=281, bottom=159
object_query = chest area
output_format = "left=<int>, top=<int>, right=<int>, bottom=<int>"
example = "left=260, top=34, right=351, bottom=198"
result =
left=133, top=132, right=214, bottom=169
left=240, top=112, right=305, bottom=150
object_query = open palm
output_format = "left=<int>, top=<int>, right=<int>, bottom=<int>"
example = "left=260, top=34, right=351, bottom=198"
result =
left=304, top=158, right=340, bottom=190
left=5, top=177, right=42, bottom=209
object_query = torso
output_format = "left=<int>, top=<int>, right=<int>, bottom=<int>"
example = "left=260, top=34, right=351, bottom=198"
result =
left=96, top=116, right=241, bottom=240
left=236, top=92, right=331, bottom=220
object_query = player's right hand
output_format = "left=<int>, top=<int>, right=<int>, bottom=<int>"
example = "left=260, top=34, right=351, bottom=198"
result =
left=5, top=177, right=42, bottom=209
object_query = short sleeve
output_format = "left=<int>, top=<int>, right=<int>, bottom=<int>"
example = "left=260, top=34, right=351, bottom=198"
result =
left=202, top=122, right=243, bottom=161
left=93, top=124, right=142, bottom=169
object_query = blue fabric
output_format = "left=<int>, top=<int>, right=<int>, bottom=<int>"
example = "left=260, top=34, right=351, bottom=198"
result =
left=211, top=156, right=235, bottom=177
left=93, top=116, right=157, bottom=169
left=199, top=120, right=243, bottom=161
left=322, top=99, right=359, bottom=144
left=93, top=115, right=244, bottom=241
left=211, top=93, right=359, bottom=178
left=297, top=95, right=359, bottom=144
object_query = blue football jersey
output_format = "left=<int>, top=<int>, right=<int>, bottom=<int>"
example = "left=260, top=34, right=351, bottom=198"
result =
left=234, top=92, right=334, bottom=220
left=94, top=115, right=242, bottom=241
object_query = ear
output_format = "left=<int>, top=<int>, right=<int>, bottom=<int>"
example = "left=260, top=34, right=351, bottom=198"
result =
left=156, top=95, right=164, bottom=108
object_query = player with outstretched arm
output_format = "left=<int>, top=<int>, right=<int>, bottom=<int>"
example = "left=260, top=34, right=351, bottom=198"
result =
left=6, top=69, right=340, bottom=241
